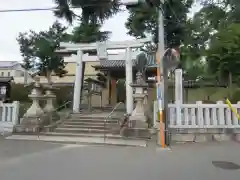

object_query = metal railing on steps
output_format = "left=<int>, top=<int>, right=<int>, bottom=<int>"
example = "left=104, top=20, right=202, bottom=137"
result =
left=103, top=102, right=124, bottom=141
left=37, top=100, right=72, bottom=138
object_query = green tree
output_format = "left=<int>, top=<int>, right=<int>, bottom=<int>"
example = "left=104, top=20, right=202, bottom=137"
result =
left=71, top=22, right=111, bottom=43
left=53, top=0, right=120, bottom=24
left=17, top=21, right=68, bottom=85
left=199, top=0, right=240, bottom=23
left=207, top=23, right=240, bottom=82
left=125, top=0, right=194, bottom=50
left=177, top=0, right=237, bottom=79
left=124, top=0, right=209, bottom=79
left=192, top=0, right=239, bottom=51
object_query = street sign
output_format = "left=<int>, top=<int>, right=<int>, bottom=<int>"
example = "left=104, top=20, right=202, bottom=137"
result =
left=148, top=48, right=180, bottom=71
left=163, top=48, right=180, bottom=71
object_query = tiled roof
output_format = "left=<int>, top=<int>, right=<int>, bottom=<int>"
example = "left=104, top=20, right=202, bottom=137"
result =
left=0, top=77, right=14, bottom=82
left=99, top=60, right=134, bottom=68
left=0, top=61, right=19, bottom=68
left=96, top=53, right=156, bottom=68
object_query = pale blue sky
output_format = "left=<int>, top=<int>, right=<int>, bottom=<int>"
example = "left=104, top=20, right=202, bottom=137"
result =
left=0, top=0, right=201, bottom=61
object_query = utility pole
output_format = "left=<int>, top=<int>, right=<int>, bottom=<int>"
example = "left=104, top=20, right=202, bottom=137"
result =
left=121, top=0, right=167, bottom=148
left=156, top=0, right=168, bottom=147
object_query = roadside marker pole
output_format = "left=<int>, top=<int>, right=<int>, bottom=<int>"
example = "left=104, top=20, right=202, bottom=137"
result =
left=225, top=98, right=240, bottom=120
left=156, top=51, right=165, bottom=148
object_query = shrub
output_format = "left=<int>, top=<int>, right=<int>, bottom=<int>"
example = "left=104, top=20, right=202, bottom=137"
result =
left=230, top=89, right=240, bottom=103
left=10, top=83, right=31, bottom=102
left=10, top=83, right=73, bottom=108
left=54, top=86, right=73, bottom=106
left=202, top=100, right=216, bottom=104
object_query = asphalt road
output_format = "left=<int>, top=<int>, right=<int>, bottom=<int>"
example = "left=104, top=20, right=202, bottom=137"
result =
left=0, top=138, right=240, bottom=180
left=0, top=136, right=64, bottom=161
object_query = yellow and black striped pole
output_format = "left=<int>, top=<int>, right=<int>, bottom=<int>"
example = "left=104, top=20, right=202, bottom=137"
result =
left=225, top=98, right=240, bottom=120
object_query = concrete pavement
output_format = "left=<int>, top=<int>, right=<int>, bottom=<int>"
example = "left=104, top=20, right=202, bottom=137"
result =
left=0, top=138, right=240, bottom=180
left=0, top=136, right=64, bottom=162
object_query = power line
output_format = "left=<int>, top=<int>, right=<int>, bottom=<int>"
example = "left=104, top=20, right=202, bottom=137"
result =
left=0, top=7, right=77, bottom=13
left=0, top=1, right=122, bottom=13
left=0, top=6, right=81, bottom=13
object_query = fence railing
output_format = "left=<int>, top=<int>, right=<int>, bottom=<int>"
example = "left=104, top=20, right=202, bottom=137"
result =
left=154, top=101, right=240, bottom=129
left=0, top=101, right=20, bottom=134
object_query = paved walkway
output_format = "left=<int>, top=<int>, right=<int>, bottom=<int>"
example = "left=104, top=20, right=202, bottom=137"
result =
left=0, top=140, right=240, bottom=180
left=0, top=136, right=63, bottom=162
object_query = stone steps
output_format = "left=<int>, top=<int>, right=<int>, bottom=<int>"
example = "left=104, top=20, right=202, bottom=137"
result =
left=55, top=127, right=118, bottom=134
left=43, top=132, right=122, bottom=138
left=66, top=119, right=118, bottom=124
left=63, top=121, right=117, bottom=126
left=69, top=115, right=120, bottom=120
left=58, top=124, right=112, bottom=129
left=43, top=112, right=126, bottom=142
left=42, top=132, right=149, bottom=140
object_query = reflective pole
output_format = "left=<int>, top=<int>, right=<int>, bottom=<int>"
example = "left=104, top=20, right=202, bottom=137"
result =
left=157, top=1, right=166, bottom=148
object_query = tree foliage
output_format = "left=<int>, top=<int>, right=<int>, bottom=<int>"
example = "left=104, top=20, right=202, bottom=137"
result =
left=53, top=0, right=120, bottom=24
left=70, top=22, right=111, bottom=43
left=191, top=0, right=240, bottom=82
left=207, top=23, right=240, bottom=81
left=125, top=0, right=194, bottom=49
left=17, top=21, right=68, bottom=84
left=192, top=0, right=240, bottom=50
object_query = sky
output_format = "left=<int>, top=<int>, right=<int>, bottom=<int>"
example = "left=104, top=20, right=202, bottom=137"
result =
left=0, top=0, right=201, bottom=62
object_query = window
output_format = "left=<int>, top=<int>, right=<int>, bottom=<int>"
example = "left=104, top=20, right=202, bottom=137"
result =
left=8, top=72, right=11, bottom=77
left=1, top=72, right=4, bottom=76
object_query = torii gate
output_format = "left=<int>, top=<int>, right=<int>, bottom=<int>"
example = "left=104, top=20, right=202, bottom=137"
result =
left=58, top=38, right=151, bottom=113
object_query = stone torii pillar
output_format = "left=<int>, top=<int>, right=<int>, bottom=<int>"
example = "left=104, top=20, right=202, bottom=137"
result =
left=59, top=38, right=151, bottom=113
left=73, top=50, right=83, bottom=112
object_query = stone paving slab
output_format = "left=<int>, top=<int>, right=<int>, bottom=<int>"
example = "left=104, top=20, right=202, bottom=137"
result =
left=6, top=135, right=147, bottom=147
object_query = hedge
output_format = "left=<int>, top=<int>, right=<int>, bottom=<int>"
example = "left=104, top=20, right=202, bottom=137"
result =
left=230, top=88, right=240, bottom=104
left=10, top=83, right=73, bottom=106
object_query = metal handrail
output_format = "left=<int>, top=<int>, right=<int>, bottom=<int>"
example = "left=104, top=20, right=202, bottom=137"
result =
left=103, top=102, right=123, bottom=141
left=37, top=100, right=72, bottom=138
left=54, top=100, right=72, bottom=112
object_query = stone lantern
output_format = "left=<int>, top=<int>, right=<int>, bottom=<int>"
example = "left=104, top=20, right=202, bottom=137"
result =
left=129, top=71, right=149, bottom=128
left=15, top=76, right=45, bottom=133
left=21, top=76, right=44, bottom=125
left=120, top=71, right=150, bottom=138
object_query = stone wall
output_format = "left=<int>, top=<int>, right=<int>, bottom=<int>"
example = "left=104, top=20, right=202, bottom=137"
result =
left=169, top=128, right=240, bottom=143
